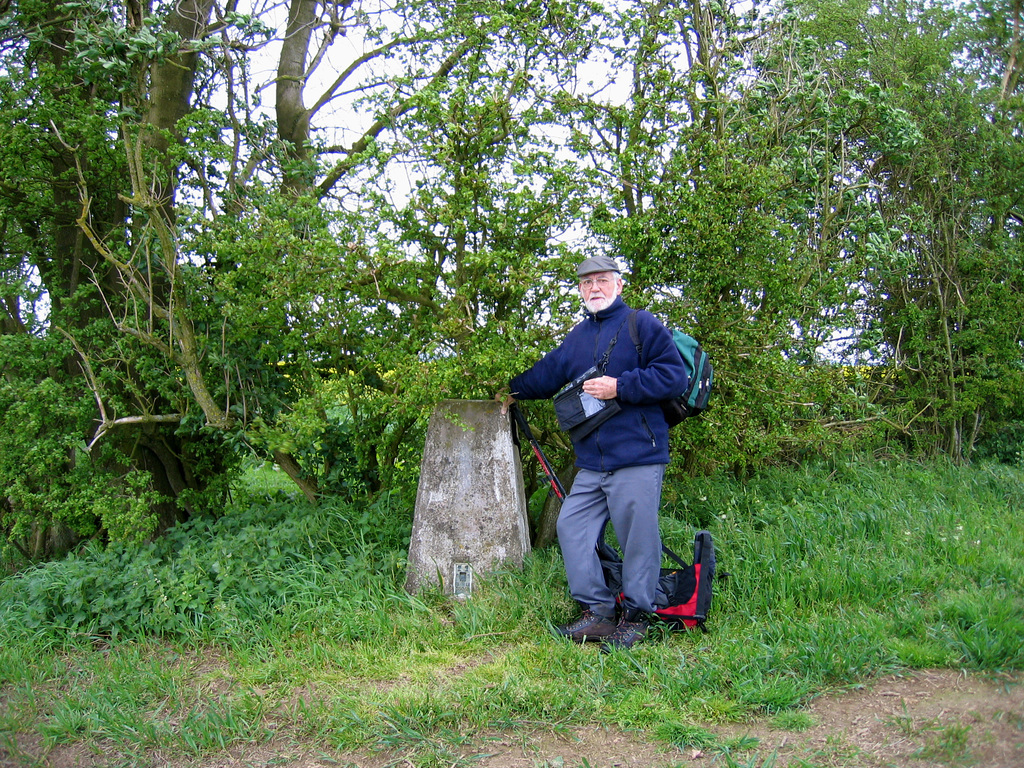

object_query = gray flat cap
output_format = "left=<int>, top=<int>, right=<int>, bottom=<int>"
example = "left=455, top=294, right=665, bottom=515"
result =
left=577, top=255, right=621, bottom=277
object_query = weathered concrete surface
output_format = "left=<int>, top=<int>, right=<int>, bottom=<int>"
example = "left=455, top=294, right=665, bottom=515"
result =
left=405, top=399, right=530, bottom=596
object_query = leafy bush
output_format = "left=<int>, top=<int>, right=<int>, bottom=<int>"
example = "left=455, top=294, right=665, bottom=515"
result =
left=0, top=489, right=413, bottom=643
left=0, top=334, right=116, bottom=551
left=973, top=421, right=1024, bottom=465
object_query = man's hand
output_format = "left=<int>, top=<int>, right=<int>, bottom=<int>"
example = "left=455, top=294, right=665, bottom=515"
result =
left=582, top=376, right=617, bottom=400
left=495, top=388, right=516, bottom=415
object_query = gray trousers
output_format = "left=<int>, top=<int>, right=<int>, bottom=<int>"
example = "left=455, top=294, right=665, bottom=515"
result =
left=556, top=464, right=665, bottom=616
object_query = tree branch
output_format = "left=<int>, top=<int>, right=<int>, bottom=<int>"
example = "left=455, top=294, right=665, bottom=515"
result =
left=317, top=37, right=478, bottom=198
left=89, top=414, right=184, bottom=451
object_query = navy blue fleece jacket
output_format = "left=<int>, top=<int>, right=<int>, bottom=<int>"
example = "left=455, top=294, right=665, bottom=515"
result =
left=509, top=297, right=688, bottom=472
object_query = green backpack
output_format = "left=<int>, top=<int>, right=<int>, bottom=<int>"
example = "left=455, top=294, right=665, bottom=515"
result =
left=628, top=310, right=713, bottom=426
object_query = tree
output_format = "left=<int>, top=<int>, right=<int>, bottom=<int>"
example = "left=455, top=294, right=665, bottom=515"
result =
left=783, top=0, right=1024, bottom=460
left=0, top=0, right=603, bottom=557
left=5, top=0, right=1022, bottom=564
left=545, top=0, right=877, bottom=474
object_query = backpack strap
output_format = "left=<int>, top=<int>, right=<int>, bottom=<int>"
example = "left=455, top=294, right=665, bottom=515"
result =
left=661, top=543, right=689, bottom=570
left=628, top=310, right=645, bottom=365
left=599, top=518, right=691, bottom=571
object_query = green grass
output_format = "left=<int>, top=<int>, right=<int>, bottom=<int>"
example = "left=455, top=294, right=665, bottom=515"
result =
left=1, top=457, right=1022, bottom=766
left=888, top=706, right=974, bottom=764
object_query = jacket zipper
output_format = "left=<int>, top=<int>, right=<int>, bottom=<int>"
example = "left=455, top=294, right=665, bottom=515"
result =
left=641, top=414, right=656, bottom=448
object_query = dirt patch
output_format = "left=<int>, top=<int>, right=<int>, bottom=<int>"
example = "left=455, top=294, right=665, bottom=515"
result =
left=3, top=669, right=1021, bottom=768
left=708, top=669, right=1024, bottom=768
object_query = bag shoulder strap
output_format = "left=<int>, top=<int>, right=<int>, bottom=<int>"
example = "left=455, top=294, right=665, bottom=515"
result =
left=597, top=316, right=629, bottom=374
left=661, top=543, right=689, bottom=570
left=627, top=310, right=645, bottom=365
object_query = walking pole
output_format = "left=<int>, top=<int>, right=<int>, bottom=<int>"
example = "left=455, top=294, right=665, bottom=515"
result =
left=510, top=403, right=566, bottom=501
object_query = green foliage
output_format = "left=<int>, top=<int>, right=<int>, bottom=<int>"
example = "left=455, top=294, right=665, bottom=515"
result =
left=2, top=0, right=1024, bottom=554
left=774, top=0, right=1024, bottom=461
left=0, top=486, right=413, bottom=642
left=550, top=0, right=902, bottom=474
left=937, top=588, right=1024, bottom=669
left=661, top=456, right=1024, bottom=674
left=72, top=13, right=183, bottom=92
left=0, top=334, right=168, bottom=557
left=0, top=336, right=95, bottom=538
left=974, top=421, right=1024, bottom=464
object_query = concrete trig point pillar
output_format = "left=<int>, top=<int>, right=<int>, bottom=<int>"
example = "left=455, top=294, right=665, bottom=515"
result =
left=405, top=399, right=530, bottom=596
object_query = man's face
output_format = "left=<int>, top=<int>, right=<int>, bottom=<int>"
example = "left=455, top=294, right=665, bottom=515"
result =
left=579, top=271, right=623, bottom=313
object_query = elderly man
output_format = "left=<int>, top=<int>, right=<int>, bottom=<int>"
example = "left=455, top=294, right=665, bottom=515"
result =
left=499, top=256, right=687, bottom=651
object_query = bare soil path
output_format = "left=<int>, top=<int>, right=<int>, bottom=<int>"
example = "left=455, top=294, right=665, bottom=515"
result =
left=4, top=669, right=1021, bottom=768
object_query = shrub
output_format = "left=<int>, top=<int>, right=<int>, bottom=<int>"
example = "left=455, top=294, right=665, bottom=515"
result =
left=0, top=490, right=413, bottom=643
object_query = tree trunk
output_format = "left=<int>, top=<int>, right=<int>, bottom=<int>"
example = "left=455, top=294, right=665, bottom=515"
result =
left=142, top=0, right=218, bottom=215
left=273, top=450, right=320, bottom=504
left=534, top=464, right=577, bottom=549
left=277, top=0, right=318, bottom=195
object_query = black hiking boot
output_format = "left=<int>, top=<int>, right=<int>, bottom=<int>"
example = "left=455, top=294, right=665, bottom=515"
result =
left=556, top=610, right=618, bottom=643
left=600, top=610, right=649, bottom=652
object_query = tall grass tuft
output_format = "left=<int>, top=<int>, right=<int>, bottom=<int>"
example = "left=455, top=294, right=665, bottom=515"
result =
left=1, top=457, right=1022, bottom=766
